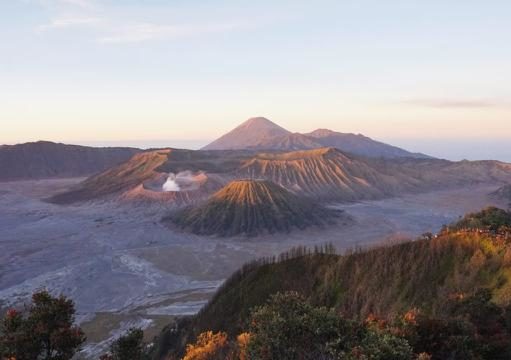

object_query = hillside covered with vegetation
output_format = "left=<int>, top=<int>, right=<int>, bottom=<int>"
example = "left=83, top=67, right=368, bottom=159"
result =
left=151, top=208, right=511, bottom=359
left=445, top=206, right=511, bottom=233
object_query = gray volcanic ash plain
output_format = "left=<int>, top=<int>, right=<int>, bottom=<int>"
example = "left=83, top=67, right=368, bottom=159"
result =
left=0, top=178, right=506, bottom=357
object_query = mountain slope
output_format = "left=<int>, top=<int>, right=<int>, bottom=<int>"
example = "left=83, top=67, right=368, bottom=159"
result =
left=154, top=209, right=511, bottom=357
left=247, top=133, right=324, bottom=151
left=47, top=149, right=248, bottom=204
left=366, top=157, right=511, bottom=188
left=169, top=179, right=341, bottom=236
left=199, top=208, right=511, bottom=327
left=202, top=117, right=290, bottom=150
left=491, top=184, right=511, bottom=202
left=0, top=141, right=140, bottom=181
left=49, top=146, right=511, bottom=205
left=48, top=150, right=170, bottom=203
left=239, top=149, right=511, bottom=202
left=247, top=129, right=431, bottom=159
left=307, top=129, right=431, bottom=159
left=202, top=117, right=431, bottom=158
left=237, top=147, right=413, bottom=201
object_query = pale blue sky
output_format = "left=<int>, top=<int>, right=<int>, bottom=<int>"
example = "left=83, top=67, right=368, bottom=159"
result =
left=1, top=0, right=510, bottom=160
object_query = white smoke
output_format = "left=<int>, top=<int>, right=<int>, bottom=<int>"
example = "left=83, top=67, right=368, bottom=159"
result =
left=162, top=171, right=202, bottom=192
left=162, top=174, right=180, bottom=192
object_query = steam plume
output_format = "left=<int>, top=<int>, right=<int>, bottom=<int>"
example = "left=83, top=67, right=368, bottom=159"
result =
left=163, top=174, right=180, bottom=191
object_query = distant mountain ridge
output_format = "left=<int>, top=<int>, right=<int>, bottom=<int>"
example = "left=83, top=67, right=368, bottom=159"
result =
left=49, top=146, right=511, bottom=206
left=306, top=128, right=430, bottom=159
left=202, top=117, right=431, bottom=159
left=0, top=141, right=140, bottom=181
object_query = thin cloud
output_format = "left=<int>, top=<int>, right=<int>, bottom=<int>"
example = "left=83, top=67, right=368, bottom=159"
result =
left=24, top=0, right=97, bottom=9
left=60, top=0, right=95, bottom=8
left=97, top=22, right=239, bottom=44
left=58, top=0, right=96, bottom=8
left=37, top=17, right=103, bottom=32
left=33, top=0, right=258, bottom=44
left=403, top=99, right=501, bottom=109
left=38, top=17, right=241, bottom=43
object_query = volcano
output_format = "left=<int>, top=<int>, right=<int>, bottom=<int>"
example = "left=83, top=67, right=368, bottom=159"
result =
left=237, top=147, right=397, bottom=201
left=169, top=179, right=342, bottom=237
left=202, top=117, right=431, bottom=158
left=202, top=117, right=290, bottom=150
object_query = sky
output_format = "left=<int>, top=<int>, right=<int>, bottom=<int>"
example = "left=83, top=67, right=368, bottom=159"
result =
left=1, top=0, right=510, bottom=160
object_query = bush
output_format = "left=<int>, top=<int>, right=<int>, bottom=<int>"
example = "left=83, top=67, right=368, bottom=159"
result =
left=449, top=207, right=511, bottom=232
left=246, top=292, right=414, bottom=360
left=101, top=327, right=148, bottom=360
left=0, top=290, right=85, bottom=360
left=183, top=331, right=231, bottom=360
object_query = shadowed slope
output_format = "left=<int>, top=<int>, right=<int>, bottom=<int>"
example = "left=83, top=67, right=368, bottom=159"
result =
left=366, top=157, right=511, bottom=188
left=491, top=184, right=511, bottom=202
left=307, top=129, right=431, bottom=159
left=169, top=180, right=341, bottom=236
left=0, top=141, right=140, bottom=181
left=48, top=150, right=170, bottom=203
left=247, top=133, right=324, bottom=151
left=246, top=129, right=431, bottom=159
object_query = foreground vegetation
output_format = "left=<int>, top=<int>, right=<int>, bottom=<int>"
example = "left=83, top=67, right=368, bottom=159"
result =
left=181, top=292, right=416, bottom=359
left=3, top=207, right=511, bottom=359
left=445, top=206, right=511, bottom=233
left=152, top=207, right=511, bottom=359
left=0, top=291, right=85, bottom=359
left=177, top=289, right=511, bottom=360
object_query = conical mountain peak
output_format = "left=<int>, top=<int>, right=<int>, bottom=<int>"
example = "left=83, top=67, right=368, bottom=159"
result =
left=202, top=117, right=290, bottom=150
left=170, top=179, right=339, bottom=236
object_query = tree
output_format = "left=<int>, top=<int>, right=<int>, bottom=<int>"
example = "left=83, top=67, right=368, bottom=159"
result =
left=0, top=290, right=85, bottom=360
left=450, top=289, right=511, bottom=359
left=182, top=331, right=231, bottom=360
left=236, top=332, right=251, bottom=360
left=393, top=290, right=511, bottom=360
left=246, top=291, right=413, bottom=360
left=101, top=327, right=147, bottom=360
left=1, top=308, right=40, bottom=359
left=449, top=207, right=511, bottom=232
